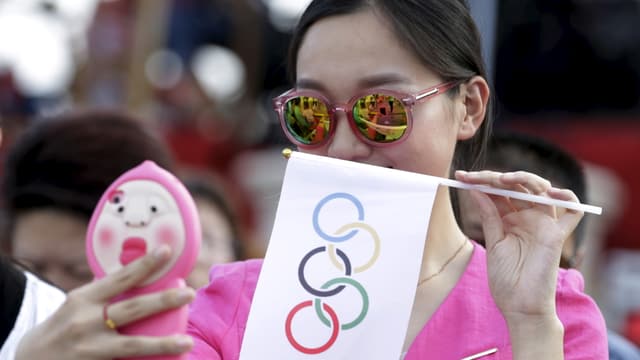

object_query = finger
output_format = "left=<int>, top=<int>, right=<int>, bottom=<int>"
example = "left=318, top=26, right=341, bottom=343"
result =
left=93, top=335, right=193, bottom=358
left=457, top=170, right=531, bottom=198
left=458, top=170, right=554, bottom=216
left=457, top=170, right=553, bottom=195
left=548, top=186, right=580, bottom=203
left=548, top=187, right=584, bottom=234
left=504, top=183, right=534, bottom=213
left=455, top=170, right=504, bottom=186
left=499, top=171, right=552, bottom=195
left=457, top=171, right=522, bottom=215
left=489, top=193, right=518, bottom=218
left=468, top=190, right=505, bottom=252
left=107, top=287, right=195, bottom=327
left=500, top=172, right=556, bottom=217
left=77, top=246, right=171, bottom=301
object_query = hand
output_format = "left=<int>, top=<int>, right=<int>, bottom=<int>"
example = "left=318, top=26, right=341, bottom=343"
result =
left=15, top=246, right=195, bottom=360
left=455, top=170, right=583, bottom=320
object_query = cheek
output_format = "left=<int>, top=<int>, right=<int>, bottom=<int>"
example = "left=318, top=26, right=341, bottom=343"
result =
left=97, top=226, right=115, bottom=248
left=155, top=224, right=179, bottom=250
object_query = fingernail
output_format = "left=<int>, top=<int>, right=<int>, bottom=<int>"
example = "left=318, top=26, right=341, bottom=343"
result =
left=153, top=245, right=170, bottom=260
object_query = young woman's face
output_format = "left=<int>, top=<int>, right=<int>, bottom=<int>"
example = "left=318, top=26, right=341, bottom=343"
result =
left=295, top=9, right=464, bottom=178
left=12, top=209, right=92, bottom=291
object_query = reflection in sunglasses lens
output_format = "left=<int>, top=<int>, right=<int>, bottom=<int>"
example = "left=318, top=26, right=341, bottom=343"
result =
left=283, top=93, right=409, bottom=146
left=285, top=96, right=330, bottom=145
left=353, top=94, right=407, bottom=142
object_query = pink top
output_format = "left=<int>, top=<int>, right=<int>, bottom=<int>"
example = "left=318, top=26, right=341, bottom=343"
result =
left=187, top=241, right=608, bottom=359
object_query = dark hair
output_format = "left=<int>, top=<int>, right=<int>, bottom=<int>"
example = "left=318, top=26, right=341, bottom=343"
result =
left=0, top=255, right=26, bottom=344
left=183, top=176, right=244, bottom=260
left=1, top=109, right=175, bottom=250
left=480, top=131, right=587, bottom=252
left=287, top=0, right=492, bottom=171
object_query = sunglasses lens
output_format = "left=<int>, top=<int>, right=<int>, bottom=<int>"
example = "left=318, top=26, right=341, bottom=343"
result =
left=353, top=94, right=407, bottom=143
left=283, top=96, right=331, bottom=145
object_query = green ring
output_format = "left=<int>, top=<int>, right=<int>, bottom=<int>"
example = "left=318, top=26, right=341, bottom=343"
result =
left=314, top=277, right=369, bottom=330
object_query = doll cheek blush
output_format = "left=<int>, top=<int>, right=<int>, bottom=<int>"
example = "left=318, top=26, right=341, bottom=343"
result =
left=156, top=225, right=178, bottom=250
left=98, top=227, right=115, bottom=248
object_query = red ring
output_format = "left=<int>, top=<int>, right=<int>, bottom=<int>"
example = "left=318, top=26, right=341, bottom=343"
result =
left=285, top=300, right=340, bottom=354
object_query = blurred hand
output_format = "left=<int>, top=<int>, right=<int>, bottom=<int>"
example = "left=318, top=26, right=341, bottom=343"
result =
left=455, top=170, right=583, bottom=321
left=15, top=246, right=195, bottom=360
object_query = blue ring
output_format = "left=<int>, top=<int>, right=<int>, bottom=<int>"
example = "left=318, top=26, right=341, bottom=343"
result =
left=312, top=193, right=364, bottom=243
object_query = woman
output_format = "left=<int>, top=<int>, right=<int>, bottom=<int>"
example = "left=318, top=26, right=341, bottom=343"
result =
left=0, top=110, right=193, bottom=358
left=2, top=109, right=175, bottom=291
left=187, top=1, right=607, bottom=359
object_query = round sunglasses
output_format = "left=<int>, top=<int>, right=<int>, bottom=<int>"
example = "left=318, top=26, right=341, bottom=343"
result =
left=272, top=81, right=458, bottom=148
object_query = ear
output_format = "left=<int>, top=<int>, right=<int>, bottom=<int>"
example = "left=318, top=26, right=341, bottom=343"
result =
left=457, top=76, right=490, bottom=140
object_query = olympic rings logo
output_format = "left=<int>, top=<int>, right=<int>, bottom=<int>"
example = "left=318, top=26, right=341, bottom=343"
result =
left=285, top=192, right=380, bottom=354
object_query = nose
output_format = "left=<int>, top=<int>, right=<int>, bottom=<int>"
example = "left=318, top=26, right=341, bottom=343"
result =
left=326, top=112, right=371, bottom=161
left=123, top=197, right=151, bottom=227
left=43, top=265, right=83, bottom=291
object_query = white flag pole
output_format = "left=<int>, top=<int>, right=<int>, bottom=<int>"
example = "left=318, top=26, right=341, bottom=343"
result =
left=282, top=149, right=602, bottom=216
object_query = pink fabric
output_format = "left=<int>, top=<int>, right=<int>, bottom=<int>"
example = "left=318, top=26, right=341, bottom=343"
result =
left=187, top=242, right=608, bottom=359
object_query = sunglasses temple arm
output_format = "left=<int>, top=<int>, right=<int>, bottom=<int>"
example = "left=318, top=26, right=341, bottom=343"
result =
left=440, top=178, right=602, bottom=215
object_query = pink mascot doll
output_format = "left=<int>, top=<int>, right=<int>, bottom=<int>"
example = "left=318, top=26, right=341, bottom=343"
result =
left=86, top=161, right=201, bottom=360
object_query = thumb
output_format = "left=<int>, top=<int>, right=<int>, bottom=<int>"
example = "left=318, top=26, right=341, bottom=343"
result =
left=469, top=190, right=504, bottom=252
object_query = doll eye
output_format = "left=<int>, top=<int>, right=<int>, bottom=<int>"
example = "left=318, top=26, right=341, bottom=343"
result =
left=109, top=190, right=124, bottom=204
left=148, top=195, right=167, bottom=215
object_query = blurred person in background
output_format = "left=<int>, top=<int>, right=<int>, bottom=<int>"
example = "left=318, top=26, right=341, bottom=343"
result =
left=1, top=109, right=175, bottom=291
left=183, top=173, right=246, bottom=289
left=455, top=130, right=640, bottom=360
left=0, top=112, right=193, bottom=359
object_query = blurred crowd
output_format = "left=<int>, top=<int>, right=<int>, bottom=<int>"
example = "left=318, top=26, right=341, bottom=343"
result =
left=0, top=0, right=639, bottom=349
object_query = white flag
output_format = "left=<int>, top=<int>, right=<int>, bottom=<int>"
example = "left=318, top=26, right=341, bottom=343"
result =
left=240, top=152, right=440, bottom=360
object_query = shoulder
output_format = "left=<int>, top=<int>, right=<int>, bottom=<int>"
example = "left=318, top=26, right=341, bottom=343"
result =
left=187, top=259, right=263, bottom=358
left=608, top=329, right=640, bottom=360
left=22, top=272, right=66, bottom=321
left=555, top=268, right=608, bottom=359
left=190, top=259, right=263, bottom=322
left=207, top=259, right=263, bottom=287
left=0, top=271, right=65, bottom=359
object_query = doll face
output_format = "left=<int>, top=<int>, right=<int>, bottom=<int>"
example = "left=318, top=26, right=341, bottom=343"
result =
left=91, top=180, right=185, bottom=284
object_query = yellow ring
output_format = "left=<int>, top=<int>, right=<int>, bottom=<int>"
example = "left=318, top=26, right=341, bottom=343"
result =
left=103, top=303, right=117, bottom=330
left=327, top=222, right=380, bottom=273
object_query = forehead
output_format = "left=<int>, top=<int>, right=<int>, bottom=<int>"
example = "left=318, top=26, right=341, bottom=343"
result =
left=118, top=180, right=172, bottom=198
left=13, top=209, right=87, bottom=254
left=296, top=9, right=437, bottom=95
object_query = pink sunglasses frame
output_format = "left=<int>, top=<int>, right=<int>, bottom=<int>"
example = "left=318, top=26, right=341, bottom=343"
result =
left=272, top=81, right=458, bottom=148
